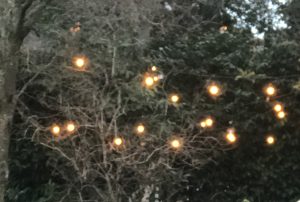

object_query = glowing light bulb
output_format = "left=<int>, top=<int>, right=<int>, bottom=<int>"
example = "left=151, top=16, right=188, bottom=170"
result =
left=51, top=125, right=60, bottom=136
left=277, top=111, right=286, bottom=119
left=75, top=58, right=85, bottom=68
left=169, top=94, right=180, bottom=103
left=151, top=66, right=158, bottom=72
left=200, top=117, right=214, bottom=128
left=226, top=133, right=236, bottom=143
left=153, top=76, right=159, bottom=82
left=113, top=137, right=123, bottom=146
left=219, top=25, right=228, bottom=33
left=266, top=135, right=275, bottom=145
left=170, top=139, right=181, bottom=149
left=66, top=122, right=76, bottom=132
left=136, top=124, right=145, bottom=134
left=205, top=118, right=214, bottom=127
left=266, top=87, right=275, bottom=96
left=225, top=129, right=237, bottom=143
left=264, top=84, right=276, bottom=96
left=144, top=76, right=155, bottom=88
left=273, top=103, right=283, bottom=112
left=72, top=56, right=88, bottom=70
left=208, top=84, right=221, bottom=97
left=200, top=121, right=207, bottom=128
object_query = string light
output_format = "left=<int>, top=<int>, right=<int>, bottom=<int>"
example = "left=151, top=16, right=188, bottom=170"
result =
left=113, top=137, right=123, bottom=147
left=151, top=66, right=158, bottom=72
left=153, top=76, right=159, bottom=82
left=207, top=83, right=221, bottom=97
left=51, top=124, right=61, bottom=136
left=145, top=77, right=154, bottom=86
left=143, top=74, right=155, bottom=88
left=219, top=25, right=228, bottom=33
left=266, top=135, right=275, bottom=145
left=199, top=117, right=214, bottom=128
left=200, top=121, right=207, bottom=128
left=276, top=111, right=286, bottom=119
left=225, top=128, right=237, bottom=143
left=170, top=138, right=182, bottom=149
left=273, top=103, right=283, bottom=112
left=72, top=55, right=88, bottom=70
left=135, top=124, right=145, bottom=135
left=226, top=133, right=236, bottom=143
left=169, top=94, right=180, bottom=104
left=75, top=58, right=85, bottom=68
left=205, top=117, right=214, bottom=127
left=264, top=84, right=276, bottom=97
left=66, top=122, right=76, bottom=133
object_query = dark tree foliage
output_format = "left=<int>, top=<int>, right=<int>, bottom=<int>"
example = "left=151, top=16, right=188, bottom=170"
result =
left=151, top=1, right=299, bottom=201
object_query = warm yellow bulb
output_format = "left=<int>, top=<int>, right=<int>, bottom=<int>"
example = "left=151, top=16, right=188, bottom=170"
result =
left=153, top=76, right=159, bottom=82
left=266, top=135, right=275, bottom=145
left=226, top=133, right=236, bottom=143
left=208, top=84, right=220, bottom=96
left=200, top=121, right=207, bottom=128
left=136, top=124, right=145, bottom=134
left=170, top=94, right=180, bottom=103
left=51, top=125, right=60, bottom=136
left=66, top=122, right=76, bottom=132
left=74, top=58, right=85, bottom=68
left=170, top=139, right=181, bottom=149
left=113, top=137, right=123, bottom=146
left=72, top=56, right=89, bottom=71
left=277, top=111, right=286, bottom=119
left=151, top=66, right=158, bottom=72
left=219, top=25, right=228, bottom=33
left=144, top=76, right=154, bottom=87
left=273, top=103, right=283, bottom=112
left=264, top=85, right=276, bottom=96
left=266, top=87, right=275, bottom=95
left=226, top=130, right=237, bottom=143
left=205, top=118, right=214, bottom=127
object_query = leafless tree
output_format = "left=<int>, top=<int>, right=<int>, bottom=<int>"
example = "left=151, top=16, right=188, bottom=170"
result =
left=3, top=0, right=225, bottom=201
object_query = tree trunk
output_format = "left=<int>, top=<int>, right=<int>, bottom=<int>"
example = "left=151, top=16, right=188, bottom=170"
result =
left=0, top=65, right=16, bottom=201
left=0, top=1, right=31, bottom=200
left=0, top=45, right=19, bottom=202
